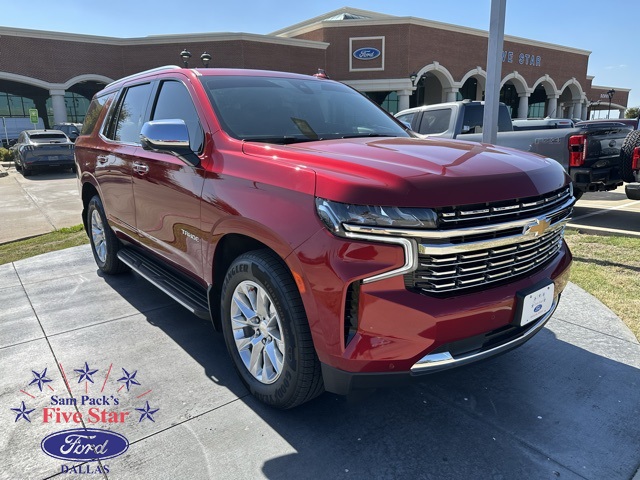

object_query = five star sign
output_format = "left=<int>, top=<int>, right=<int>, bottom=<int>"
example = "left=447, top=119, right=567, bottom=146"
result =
left=29, top=368, right=52, bottom=391
left=117, top=368, right=141, bottom=391
left=74, top=362, right=98, bottom=384
left=11, top=401, right=35, bottom=422
left=135, top=401, right=159, bottom=423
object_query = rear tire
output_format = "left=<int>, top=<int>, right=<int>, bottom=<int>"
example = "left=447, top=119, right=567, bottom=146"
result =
left=620, top=130, right=640, bottom=183
left=86, top=195, right=129, bottom=274
left=220, top=249, right=323, bottom=409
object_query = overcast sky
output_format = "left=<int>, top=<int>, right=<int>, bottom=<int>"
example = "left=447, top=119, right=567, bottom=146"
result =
left=3, top=0, right=637, bottom=110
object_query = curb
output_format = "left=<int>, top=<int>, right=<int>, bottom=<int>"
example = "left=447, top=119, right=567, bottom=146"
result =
left=0, top=163, right=7, bottom=178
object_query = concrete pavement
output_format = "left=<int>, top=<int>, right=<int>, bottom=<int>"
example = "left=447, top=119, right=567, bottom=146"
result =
left=1, top=245, right=639, bottom=479
left=0, top=165, right=81, bottom=244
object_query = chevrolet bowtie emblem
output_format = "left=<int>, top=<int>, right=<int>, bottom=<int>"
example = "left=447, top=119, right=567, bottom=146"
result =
left=524, top=218, right=551, bottom=237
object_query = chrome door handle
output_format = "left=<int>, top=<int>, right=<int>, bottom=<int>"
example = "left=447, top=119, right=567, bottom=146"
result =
left=133, top=162, right=149, bottom=174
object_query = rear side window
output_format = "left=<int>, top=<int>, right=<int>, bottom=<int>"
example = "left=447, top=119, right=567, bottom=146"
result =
left=417, top=109, right=451, bottom=135
left=151, top=80, right=204, bottom=153
left=105, top=83, right=153, bottom=144
left=81, top=93, right=115, bottom=136
left=29, top=133, right=67, bottom=142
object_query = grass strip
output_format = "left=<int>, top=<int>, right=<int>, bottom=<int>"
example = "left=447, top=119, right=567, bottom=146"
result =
left=0, top=224, right=88, bottom=265
left=565, top=230, right=640, bottom=340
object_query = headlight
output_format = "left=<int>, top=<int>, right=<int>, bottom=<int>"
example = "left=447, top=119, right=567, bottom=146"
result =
left=315, top=197, right=437, bottom=236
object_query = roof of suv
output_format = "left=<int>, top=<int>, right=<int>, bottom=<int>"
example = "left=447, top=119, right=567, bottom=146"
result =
left=101, top=65, right=328, bottom=93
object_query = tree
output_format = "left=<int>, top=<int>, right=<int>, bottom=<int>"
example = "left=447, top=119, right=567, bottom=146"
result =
left=625, top=107, right=639, bottom=119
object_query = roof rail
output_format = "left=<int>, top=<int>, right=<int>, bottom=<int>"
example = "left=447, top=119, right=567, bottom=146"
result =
left=106, top=65, right=181, bottom=88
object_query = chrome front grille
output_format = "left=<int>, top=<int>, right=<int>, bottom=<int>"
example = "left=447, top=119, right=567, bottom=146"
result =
left=343, top=188, right=575, bottom=294
left=409, top=227, right=564, bottom=293
left=437, top=186, right=572, bottom=228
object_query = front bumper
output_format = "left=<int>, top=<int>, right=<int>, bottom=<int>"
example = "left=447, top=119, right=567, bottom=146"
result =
left=293, top=225, right=572, bottom=395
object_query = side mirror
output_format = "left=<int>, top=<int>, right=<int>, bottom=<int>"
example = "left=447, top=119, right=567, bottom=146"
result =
left=140, top=119, right=199, bottom=165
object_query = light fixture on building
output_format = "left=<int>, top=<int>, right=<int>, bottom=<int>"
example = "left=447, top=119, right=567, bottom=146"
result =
left=409, top=72, right=418, bottom=87
left=180, top=49, right=192, bottom=68
left=200, top=52, right=212, bottom=68
left=606, top=89, right=615, bottom=119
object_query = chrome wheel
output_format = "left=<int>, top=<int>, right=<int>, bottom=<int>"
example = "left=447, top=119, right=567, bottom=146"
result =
left=231, top=280, right=285, bottom=384
left=90, top=209, right=107, bottom=264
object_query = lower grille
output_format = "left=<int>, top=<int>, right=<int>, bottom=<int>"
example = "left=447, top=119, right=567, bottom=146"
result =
left=407, top=227, right=564, bottom=294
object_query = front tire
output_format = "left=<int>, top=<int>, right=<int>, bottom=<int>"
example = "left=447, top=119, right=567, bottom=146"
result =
left=86, top=195, right=129, bottom=274
left=221, top=250, right=323, bottom=409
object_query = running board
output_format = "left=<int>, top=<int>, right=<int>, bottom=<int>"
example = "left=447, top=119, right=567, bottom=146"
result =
left=117, top=248, right=210, bottom=320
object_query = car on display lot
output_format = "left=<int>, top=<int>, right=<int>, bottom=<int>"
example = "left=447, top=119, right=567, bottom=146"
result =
left=52, top=122, right=83, bottom=142
left=12, top=129, right=75, bottom=176
left=76, top=66, right=574, bottom=409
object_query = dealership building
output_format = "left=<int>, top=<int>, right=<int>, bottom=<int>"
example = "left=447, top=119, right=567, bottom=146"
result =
left=0, top=7, right=630, bottom=130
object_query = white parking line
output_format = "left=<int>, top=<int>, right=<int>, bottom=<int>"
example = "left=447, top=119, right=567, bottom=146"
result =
left=571, top=200, right=640, bottom=222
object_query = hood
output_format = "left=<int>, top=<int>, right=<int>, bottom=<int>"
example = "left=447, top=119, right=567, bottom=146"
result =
left=241, top=137, right=569, bottom=208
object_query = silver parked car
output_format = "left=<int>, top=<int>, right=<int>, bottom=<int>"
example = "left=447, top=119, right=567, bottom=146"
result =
left=12, top=130, right=75, bottom=176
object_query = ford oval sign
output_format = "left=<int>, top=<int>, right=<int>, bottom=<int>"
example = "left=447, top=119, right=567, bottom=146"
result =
left=353, top=47, right=381, bottom=60
left=41, top=428, right=129, bottom=461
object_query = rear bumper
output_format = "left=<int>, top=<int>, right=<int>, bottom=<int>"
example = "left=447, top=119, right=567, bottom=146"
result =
left=570, top=165, right=622, bottom=192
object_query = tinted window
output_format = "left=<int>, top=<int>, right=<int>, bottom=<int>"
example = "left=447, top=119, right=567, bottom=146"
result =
left=396, top=112, right=415, bottom=128
left=417, top=109, right=451, bottom=135
left=81, top=93, right=114, bottom=136
left=200, top=76, right=408, bottom=143
left=29, top=133, right=67, bottom=142
left=107, top=83, right=152, bottom=143
left=151, top=80, right=204, bottom=153
left=460, top=104, right=512, bottom=134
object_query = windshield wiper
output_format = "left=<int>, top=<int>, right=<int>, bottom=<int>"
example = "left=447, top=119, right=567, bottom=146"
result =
left=242, top=136, right=318, bottom=145
left=341, top=133, right=397, bottom=139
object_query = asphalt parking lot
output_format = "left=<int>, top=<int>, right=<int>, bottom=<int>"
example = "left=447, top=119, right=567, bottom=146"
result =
left=1, top=165, right=640, bottom=479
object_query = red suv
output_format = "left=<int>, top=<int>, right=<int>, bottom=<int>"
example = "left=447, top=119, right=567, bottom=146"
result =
left=76, top=66, right=574, bottom=408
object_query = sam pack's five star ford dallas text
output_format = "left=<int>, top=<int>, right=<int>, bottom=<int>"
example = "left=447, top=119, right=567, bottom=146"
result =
left=75, top=66, right=574, bottom=408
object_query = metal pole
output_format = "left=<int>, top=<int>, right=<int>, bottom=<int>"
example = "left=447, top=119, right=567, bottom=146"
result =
left=1, top=117, right=8, bottom=147
left=482, top=0, right=507, bottom=145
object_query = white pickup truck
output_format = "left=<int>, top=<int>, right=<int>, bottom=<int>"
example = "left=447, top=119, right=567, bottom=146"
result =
left=396, top=101, right=633, bottom=199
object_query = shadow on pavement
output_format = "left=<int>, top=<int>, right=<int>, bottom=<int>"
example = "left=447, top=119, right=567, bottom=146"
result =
left=117, top=274, right=640, bottom=479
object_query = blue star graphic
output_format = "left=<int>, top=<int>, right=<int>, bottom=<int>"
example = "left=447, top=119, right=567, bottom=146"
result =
left=117, top=368, right=141, bottom=392
left=135, top=401, right=159, bottom=423
left=11, top=401, right=35, bottom=422
left=29, top=368, right=53, bottom=391
left=74, top=362, right=98, bottom=383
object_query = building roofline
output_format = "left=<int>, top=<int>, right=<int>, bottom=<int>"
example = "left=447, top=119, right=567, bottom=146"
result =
left=591, top=85, right=631, bottom=93
left=0, top=26, right=329, bottom=49
left=270, top=7, right=396, bottom=35
left=273, top=10, right=590, bottom=56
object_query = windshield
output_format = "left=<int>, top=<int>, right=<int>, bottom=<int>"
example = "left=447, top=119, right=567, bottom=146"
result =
left=29, top=133, right=68, bottom=143
left=200, top=75, right=409, bottom=144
